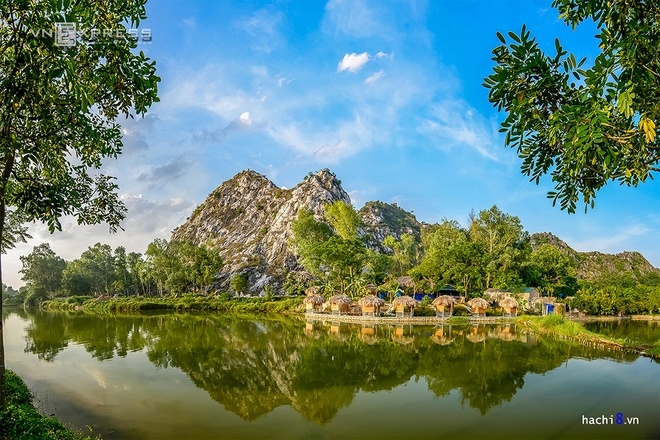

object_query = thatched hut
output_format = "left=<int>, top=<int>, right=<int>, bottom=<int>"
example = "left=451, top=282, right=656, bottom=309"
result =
left=392, top=295, right=418, bottom=317
left=397, top=275, right=415, bottom=293
left=305, top=285, right=322, bottom=296
left=432, top=295, right=456, bottom=318
left=499, top=297, right=519, bottom=317
left=466, top=326, right=486, bottom=343
left=304, top=294, right=325, bottom=313
left=360, top=325, right=378, bottom=344
left=467, top=297, right=490, bottom=317
left=358, top=294, right=385, bottom=317
left=430, top=325, right=455, bottom=345
left=327, top=294, right=352, bottom=315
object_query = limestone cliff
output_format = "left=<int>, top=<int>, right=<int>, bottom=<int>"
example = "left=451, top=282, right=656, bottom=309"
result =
left=358, top=201, right=421, bottom=253
left=171, top=169, right=351, bottom=293
left=530, top=232, right=659, bottom=281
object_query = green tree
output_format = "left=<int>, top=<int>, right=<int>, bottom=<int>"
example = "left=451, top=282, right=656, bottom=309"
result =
left=484, top=1, right=660, bottom=212
left=230, top=273, right=248, bottom=294
left=0, top=0, right=160, bottom=406
left=1, top=209, right=31, bottom=253
left=290, top=207, right=367, bottom=297
left=62, top=243, right=117, bottom=296
left=412, top=220, right=483, bottom=296
left=324, top=201, right=360, bottom=240
left=383, top=233, right=419, bottom=277
left=526, top=244, right=577, bottom=296
left=468, top=206, right=528, bottom=290
left=19, top=243, right=67, bottom=299
left=143, top=239, right=222, bottom=296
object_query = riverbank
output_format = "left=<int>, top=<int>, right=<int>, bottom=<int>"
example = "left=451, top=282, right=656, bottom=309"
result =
left=40, top=294, right=304, bottom=314
left=517, top=315, right=660, bottom=358
left=1, top=370, right=94, bottom=440
left=38, top=295, right=659, bottom=357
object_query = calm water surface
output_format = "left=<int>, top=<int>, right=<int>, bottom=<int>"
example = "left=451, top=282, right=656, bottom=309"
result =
left=583, top=319, right=660, bottom=346
left=4, top=309, right=659, bottom=440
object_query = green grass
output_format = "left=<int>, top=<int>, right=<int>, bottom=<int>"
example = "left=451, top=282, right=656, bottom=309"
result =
left=515, top=315, right=649, bottom=353
left=41, top=294, right=305, bottom=314
left=1, top=370, right=95, bottom=440
left=446, top=316, right=470, bottom=325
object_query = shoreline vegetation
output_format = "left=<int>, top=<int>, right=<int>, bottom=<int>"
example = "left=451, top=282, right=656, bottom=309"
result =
left=0, top=370, right=94, bottom=440
left=36, top=294, right=660, bottom=357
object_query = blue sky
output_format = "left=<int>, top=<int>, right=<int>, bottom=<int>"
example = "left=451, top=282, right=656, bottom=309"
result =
left=4, top=0, right=660, bottom=287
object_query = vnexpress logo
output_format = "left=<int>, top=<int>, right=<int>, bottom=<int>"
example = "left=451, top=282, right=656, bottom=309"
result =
left=52, top=23, right=152, bottom=47
left=55, top=22, right=76, bottom=47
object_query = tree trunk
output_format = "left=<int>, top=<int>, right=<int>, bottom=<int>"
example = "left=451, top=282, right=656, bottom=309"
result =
left=0, top=200, right=7, bottom=410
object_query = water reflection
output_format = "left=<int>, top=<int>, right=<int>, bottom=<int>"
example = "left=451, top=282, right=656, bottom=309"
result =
left=13, top=309, right=644, bottom=424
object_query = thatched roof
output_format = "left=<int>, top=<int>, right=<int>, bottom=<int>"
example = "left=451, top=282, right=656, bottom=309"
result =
left=305, top=285, right=322, bottom=296
left=392, top=295, right=418, bottom=307
left=358, top=294, right=385, bottom=307
left=363, top=284, right=377, bottom=293
left=303, top=294, right=325, bottom=305
left=327, top=294, right=352, bottom=305
left=500, top=297, right=519, bottom=308
left=467, top=297, right=490, bottom=309
left=432, top=295, right=456, bottom=306
left=397, top=276, right=415, bottom=288
left=430, top=334, right=455, bottom=346
left=466, top=332, right=486, bottom=343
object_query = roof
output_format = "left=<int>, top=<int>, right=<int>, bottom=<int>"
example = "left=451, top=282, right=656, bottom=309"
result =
left=499, top=297, right=519, bottom=308
left=327, top=294, right=352, bottom=305
left=392, top=296, right=418, bottom=307
left=467, top=297, right=490, bottom=309
left=358, top=294, right=385, bottom=307
left=432, top=295, right=456, bottom=306
left=303, top=294, right=325, bottom=305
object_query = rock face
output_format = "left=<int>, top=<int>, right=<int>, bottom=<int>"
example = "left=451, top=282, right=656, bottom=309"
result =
left=171, top=169, right=352, bottom=293
left=358, top=201, right=421, bottom=253
left=531, top=232, right=659, bottom=281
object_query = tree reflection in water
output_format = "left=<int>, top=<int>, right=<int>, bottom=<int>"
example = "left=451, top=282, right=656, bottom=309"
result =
left=16, top=309, right=639, bottom=423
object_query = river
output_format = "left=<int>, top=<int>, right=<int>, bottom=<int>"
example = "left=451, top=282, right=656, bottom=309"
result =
left=3, top=308, right=659, bottom=439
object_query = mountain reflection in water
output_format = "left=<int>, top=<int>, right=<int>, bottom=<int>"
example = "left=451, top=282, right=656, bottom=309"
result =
left=11, top=309, right=643, bottom=424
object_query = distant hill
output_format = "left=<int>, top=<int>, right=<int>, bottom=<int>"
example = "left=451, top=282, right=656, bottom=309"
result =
left=530, top=232, right=659, bottom=282
left=171, top=169, right=658, bottom=294
left=358, top=201, right=421, bottom=253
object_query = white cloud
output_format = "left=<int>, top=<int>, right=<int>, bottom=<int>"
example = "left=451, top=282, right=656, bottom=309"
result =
left=419, top=100, right=506, bottom=162
left=239, top=111, right=252, bottom=126
left=234, top=7, right=285, bottom=53
left=375, top=51, right=389, bottom=59
left=324, top=0, right=390, bottom=38
left=337, top=52, right=371, bottom=73
left=571, top=223, right=651, bottom=254
left=365, top=70, right=385, bottom=84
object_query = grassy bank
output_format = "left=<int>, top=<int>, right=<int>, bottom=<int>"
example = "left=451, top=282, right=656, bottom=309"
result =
left=40, top=293, right=304, bottom=314
left=1, top=370, right=94, bottom=440
left=517, top=314, right=660, bottom=357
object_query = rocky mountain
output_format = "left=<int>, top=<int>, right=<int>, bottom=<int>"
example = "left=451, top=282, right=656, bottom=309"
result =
left=171, top=169, right=352, bottom=293
left=530, top=232, right=659, bottom=281
left=172, top=169, right=658, bottom=294
left=358, top=201, right=421, bottom=252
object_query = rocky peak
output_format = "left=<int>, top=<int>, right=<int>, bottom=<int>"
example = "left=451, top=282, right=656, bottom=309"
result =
left=171, top=169, right=351, bottom=294
left=358, top=201, right=421, bottom=252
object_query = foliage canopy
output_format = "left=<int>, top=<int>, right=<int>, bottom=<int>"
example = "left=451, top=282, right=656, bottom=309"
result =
left=484, top=1, right=660, bottom=212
